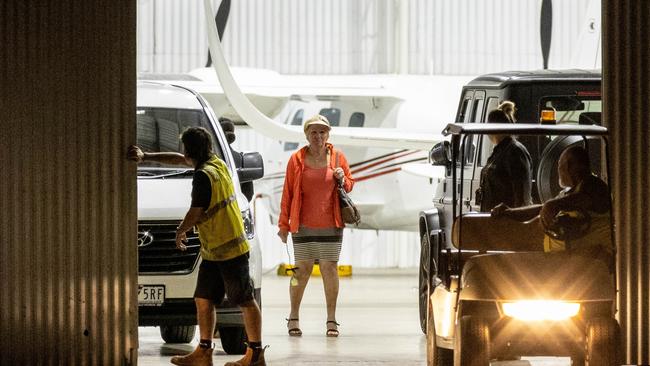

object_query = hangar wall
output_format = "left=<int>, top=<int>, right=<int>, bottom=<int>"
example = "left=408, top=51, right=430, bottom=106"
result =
left=0, top=1, right=138, bottom=365
left=603, top=0, right=650, bottom=363
left=138, top=0, right=597, bottom=75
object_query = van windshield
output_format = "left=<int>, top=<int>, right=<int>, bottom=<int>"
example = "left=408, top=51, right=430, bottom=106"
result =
left=136, top=107, right=224, bottom=171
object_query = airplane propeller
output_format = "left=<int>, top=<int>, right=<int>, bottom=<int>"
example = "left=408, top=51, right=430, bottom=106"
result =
left=206, top=0, right=231, bottom=67
left=540, top=0, right=553, bottom=69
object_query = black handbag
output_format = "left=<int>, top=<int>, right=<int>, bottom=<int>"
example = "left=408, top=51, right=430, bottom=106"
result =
left=335, top=153, right=360, bottom=225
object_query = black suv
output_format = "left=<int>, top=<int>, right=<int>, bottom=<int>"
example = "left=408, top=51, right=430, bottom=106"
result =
left=417, top=69, right=603, bottom=334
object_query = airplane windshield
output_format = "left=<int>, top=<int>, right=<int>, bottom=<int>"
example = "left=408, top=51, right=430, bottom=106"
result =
left=136, top=107, right=224, bottom=170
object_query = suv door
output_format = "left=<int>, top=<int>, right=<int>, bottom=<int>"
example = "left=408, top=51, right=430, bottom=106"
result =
left=434, top=90, right=484, bottom=243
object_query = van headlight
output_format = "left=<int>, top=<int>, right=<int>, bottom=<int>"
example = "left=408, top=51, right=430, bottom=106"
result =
left=241, top=209, right=255, bottom=240
left=502, top=300, right=580, bottom=321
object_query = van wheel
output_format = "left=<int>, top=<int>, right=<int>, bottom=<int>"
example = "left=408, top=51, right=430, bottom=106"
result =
left=160, top=325, right=196, bottom=344
left=454, top=315, right=490, bottom=366
left=427, top=300, right=453, bottom=366
left=419, top=233, right=431, bottom=334
left=219, top=326, right=247, bottom=355
left=585, top=317, right=622, bottom=366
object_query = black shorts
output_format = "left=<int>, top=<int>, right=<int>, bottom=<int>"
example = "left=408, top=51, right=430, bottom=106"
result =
left=194, top=253, right=254, bottom=306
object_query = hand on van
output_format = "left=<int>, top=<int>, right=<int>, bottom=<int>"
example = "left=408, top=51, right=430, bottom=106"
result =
left=126, top=144, right=192, bottom=166
left=127, top=145, right=145, bottom=163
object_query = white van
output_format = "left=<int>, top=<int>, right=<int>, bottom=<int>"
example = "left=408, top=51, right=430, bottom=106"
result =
left=136, top=81, right=264, bottom=355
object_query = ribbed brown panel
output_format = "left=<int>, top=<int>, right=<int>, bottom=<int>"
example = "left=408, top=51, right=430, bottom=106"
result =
left=0, top=1, right=137, bottom=365
left=603, top=0, right=650, bottom=363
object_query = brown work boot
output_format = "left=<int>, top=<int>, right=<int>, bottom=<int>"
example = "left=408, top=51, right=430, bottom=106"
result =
left=170, top=345, right=214, bottom=366
left=223, top=345, right=267, bottom=366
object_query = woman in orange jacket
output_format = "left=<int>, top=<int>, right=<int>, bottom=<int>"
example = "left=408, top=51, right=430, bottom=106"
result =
left=277, top=114, right=354, bottom=338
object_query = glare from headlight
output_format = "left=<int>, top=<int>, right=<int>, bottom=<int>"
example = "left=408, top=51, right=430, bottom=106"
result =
left=502, top=301, right=580, bottom=321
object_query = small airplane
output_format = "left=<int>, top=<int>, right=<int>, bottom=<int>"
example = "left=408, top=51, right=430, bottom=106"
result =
left=179, top=66, right=472, bottom=231
left=145, top=0, right=601, bottom=232
left=160, top=0, right=471, bottom=231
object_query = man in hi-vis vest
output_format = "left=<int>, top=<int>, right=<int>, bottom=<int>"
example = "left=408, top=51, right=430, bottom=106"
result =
left=128, top=127, right=265, bottom=366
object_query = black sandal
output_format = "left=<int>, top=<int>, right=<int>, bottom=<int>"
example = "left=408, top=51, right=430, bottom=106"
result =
left=326, top=320, right=339, bottom=337
left=286, top=318, right=302, bottom=337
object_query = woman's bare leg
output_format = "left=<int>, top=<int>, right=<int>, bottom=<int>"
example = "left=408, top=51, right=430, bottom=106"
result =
left=288, top=259, right=314, bottom=329
left=319, top=260, right=339, bottom=326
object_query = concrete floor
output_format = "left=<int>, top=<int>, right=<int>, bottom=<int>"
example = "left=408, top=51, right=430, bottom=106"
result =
left=138, top=268, right=569, bottom=366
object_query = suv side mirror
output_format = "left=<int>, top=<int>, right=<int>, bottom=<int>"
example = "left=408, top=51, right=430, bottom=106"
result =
left=237, top=152, right=265, bottom=182
left=429, top=141, right=452, bottom=166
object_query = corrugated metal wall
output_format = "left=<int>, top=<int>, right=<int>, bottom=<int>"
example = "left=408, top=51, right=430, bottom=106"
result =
left=138, top=0, right=597, bottom=75
left=603, top=0, right=650, bottom=363
left=0, top=1, right=138, bottom=365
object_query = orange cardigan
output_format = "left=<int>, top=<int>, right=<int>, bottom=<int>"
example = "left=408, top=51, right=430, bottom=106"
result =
left=279, top=144, right=354, bottom=233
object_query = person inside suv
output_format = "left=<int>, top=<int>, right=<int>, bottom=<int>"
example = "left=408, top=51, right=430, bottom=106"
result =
left=219, top=117, right=255, bottom=202
left=475, top=101, right=533, bottom=212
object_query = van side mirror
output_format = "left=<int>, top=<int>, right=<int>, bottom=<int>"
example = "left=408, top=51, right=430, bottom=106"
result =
left=429, top=141, right=452, bottom=166
left=237, top=152, right=265, bottom=182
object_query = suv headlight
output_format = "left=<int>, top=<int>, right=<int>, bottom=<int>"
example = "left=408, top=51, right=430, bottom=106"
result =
left=241, top=209, right=255, bottom=240
left=502, top=300, right=580, bottom=321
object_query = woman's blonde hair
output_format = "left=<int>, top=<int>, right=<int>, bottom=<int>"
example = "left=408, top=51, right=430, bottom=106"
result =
left=487, top=100, right=517, bottom=123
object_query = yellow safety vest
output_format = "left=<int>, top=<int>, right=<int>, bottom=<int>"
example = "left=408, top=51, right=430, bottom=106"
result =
left=196, top=155, right=249, bottom=261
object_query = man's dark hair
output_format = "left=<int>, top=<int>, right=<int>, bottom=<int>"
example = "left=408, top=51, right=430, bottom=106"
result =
left=564, top=145, right=591, bottom=178
left=219, top=117, right=236, bottom=145
left=181, top=127, right=213, bottom=165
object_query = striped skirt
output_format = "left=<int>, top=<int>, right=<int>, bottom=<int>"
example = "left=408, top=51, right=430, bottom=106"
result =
left=291, top=226, right=344, bottom=262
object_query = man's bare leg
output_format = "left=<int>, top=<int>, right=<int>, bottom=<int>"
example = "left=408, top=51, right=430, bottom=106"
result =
left=196, top=297, right=216, bottom=339
left=240, top=300, right=262, bottom=342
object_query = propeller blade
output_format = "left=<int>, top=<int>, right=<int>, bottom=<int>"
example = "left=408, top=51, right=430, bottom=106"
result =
left=540, top=0, right=553, bottom=69
left=206, top=0, right=231, bottom=67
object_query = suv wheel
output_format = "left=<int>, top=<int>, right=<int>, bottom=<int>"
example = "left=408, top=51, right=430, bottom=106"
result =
left=219, top=326, right=247, bottom=355
left=160, top=325, right=196, bottom=343
left=419, top=233, right=431, bottom=334
left=427, top=301, right=453, bottom=366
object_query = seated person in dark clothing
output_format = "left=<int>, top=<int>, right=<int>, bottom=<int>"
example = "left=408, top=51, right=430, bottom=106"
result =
left=491, top=145, right=612, bottom=259
left=476, top=101, right=533, bottom=211
left=219, top=117, right=255, bottom=202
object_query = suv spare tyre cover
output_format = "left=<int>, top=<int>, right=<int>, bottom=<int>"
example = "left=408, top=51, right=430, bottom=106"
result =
left=536, top=135, right=603, bottom=202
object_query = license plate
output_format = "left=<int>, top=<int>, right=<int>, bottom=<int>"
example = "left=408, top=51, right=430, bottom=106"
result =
left=138, top=285, right=165, bottom=306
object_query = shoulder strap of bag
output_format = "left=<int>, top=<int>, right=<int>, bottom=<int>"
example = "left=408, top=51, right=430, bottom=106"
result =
left=335, top=151, right=344, bottom=188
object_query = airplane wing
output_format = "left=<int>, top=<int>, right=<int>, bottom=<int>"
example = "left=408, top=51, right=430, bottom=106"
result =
left=202, top=0, right=445, bottom=151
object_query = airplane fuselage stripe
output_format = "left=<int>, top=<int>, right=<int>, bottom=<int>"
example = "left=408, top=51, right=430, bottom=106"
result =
left=264, top=149, right=427, bottom=189
left=354, top=168, right=402, bottom=182
left=348, top=149, right=409, bottom=168
left=350, top=150, right=418, bottom=174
